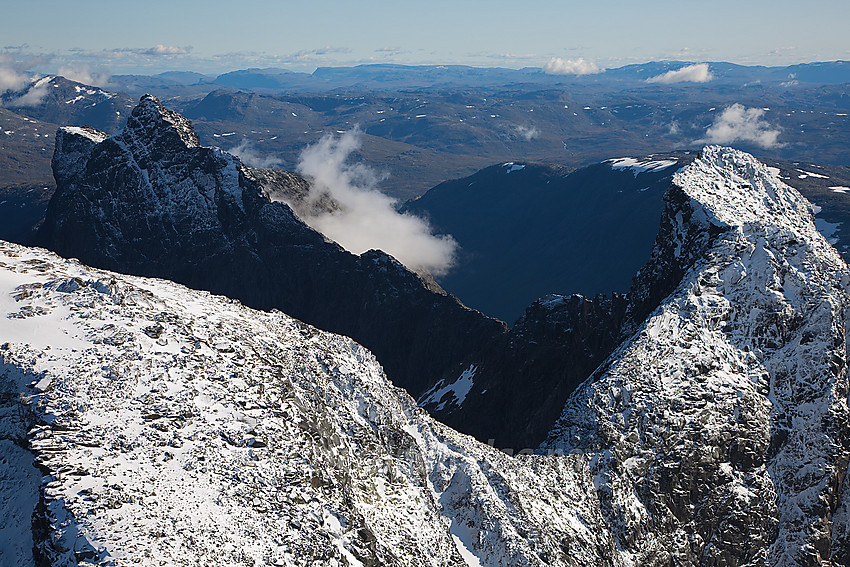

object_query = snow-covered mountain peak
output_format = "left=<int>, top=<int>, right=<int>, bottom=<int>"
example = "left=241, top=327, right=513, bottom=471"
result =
left=546, top=146, right=850, bottom=564
left=676, top=145, right=815, bottom=233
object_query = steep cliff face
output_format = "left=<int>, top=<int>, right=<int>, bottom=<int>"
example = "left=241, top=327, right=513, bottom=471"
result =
left=38, top=94, right=504, bottom=397
left=421, top=292, right=628, bottom=452
left=546, top=146, right=850, bottom=565
left=0, top=240, right=614, bottom=567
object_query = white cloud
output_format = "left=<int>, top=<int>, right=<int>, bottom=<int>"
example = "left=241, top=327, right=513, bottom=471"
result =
left=142, top=45, right=191, bottom=56
left=295, top=129, right=457, bottom=277
left=696, top=103, right=781, bottom=149
left=57, top=65, right=110, bottom=87
left=0, top=54, right=35, bottom=93
left=515, top=125, right=539, bottom=141
left=542, top=57, right=600, bottom=76
left=646, top=63, right=712, bottom=84
left=228, top=139, right=284, bottom=169
left=5, top=81, right=48, bottom=107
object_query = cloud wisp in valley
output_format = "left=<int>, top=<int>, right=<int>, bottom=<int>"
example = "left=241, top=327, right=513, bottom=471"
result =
left=294, top=130, right=457, bottom=277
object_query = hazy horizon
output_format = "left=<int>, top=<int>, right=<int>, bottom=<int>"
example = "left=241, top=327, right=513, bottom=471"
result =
left=3, top=0, right=849, bottom=77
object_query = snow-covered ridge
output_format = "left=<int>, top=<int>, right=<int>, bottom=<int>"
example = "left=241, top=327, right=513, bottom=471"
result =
left=59, top=126, right=110, bottom=144
left=608, top=156, right=678, bottom=176
left=673, top=145, right=815, bottom=231
left=547, top=146, right=850, bottom=564
left=0, top=240, right=612, bottom=566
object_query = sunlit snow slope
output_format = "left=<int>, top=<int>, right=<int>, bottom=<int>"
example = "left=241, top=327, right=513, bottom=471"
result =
left=0, top=240, right=611, bottom=567
left=546, top=146, right=850, bottom=565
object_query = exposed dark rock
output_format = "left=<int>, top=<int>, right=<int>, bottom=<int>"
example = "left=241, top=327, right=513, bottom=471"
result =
left=38, top=94, right=504, bottom=397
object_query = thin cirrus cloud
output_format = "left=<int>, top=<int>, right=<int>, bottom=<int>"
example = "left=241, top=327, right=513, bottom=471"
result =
left=695, top=103, right=782, bottom=149
left=646, top=63, right=713, bottom=84
left=542, top=57, right=600, bottom=76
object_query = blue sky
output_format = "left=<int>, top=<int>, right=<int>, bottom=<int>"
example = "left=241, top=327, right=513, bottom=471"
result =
left=3, top=0, right=850, bottom=76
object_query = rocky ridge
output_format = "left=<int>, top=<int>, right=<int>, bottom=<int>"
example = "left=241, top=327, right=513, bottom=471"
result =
left=0, top=239, right=613, bottom=566
left=38, top=94, right=504, bottom=398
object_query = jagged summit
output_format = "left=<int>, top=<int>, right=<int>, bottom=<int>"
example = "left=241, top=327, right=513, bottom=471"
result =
left=127, top=93, right=201, bottom=148
left=38, top=95, right=504, bottom=398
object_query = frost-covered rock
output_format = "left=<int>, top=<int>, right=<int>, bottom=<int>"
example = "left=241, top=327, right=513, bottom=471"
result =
left=0, top=240, right=613, bottom=567
left=546, top=146, right=850, bottom=565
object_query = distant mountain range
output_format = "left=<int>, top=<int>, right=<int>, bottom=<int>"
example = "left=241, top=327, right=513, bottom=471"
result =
left=103, top=60, right=850, bottom=93
left=2, top=62, right=849, bottom=207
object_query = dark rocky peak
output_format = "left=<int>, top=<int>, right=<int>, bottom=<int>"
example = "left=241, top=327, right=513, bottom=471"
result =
left=123, top=93, right=201, bottom=150
left=39, top=95, right=504, bottom=398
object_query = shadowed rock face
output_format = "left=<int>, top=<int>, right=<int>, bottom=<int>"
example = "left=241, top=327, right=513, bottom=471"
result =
left=422, top=183, right=718, bottom=451
left=39, top=94, right=504, bottom=397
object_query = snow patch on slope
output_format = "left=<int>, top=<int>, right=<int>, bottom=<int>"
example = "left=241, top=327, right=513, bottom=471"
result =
left=608, top=157, right=677, bottom=176
left=418, top=364, right=477, bottom=411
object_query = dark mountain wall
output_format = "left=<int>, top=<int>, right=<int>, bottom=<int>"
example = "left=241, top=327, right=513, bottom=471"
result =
left=38, top=95, right=504, bottom=397
left=404, top=157, right=691, bottom=322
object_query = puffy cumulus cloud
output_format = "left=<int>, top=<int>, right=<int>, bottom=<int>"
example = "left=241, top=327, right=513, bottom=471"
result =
left=141, top=45, right=191, bottom=56
left=228, top=139, right=284, bottom=170
left=295, top=129, right=457, bottom=277
left=542, top=57, right=600, bottom=76
left=57, top=65, right=110, bottom=87
left=696, top=104, right=781, bottom=149
left=515, top=125, right=539, bottom=141
left=0, top=53, right=36, bottom=93
left=646, top=63, right=712, bottom=84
